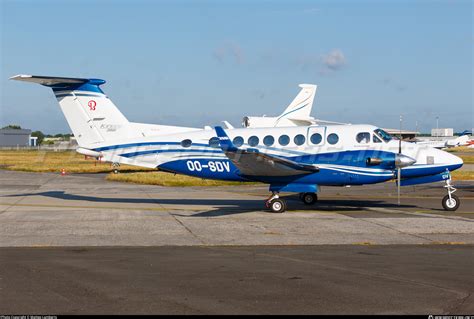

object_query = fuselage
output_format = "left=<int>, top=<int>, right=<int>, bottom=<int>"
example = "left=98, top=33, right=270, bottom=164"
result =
left=91, top=124, right=463, bottom=186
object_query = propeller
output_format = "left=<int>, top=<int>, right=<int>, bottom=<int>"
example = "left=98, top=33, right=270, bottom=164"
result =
left=397, top=115, right=402, bottom=205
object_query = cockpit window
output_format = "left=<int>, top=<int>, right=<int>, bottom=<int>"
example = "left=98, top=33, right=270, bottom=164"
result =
left=373, top=135, right=382, bottom=143
left=373, top=128, right=392, bottom=142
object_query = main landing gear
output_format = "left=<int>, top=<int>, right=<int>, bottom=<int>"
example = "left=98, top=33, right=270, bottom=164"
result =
left=442, top=172, right=460, bottom=211
left=299, top=192, right=318, bottom=205
left=112, top=162, right=120, bottom=174
left=265, top=192, right=319, bottom=213
left=265, top=192, right=287, bottom=213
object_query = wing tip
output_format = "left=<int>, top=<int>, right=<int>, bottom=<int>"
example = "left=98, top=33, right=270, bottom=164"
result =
left=9, top=74, right=32, bottom=81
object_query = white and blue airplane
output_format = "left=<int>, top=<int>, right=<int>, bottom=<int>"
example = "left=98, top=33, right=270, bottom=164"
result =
left=11, top=75, right=464, bottom=212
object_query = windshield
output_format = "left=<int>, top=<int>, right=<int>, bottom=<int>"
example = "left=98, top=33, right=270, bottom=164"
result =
left=373, top=128, right=392, bottom=142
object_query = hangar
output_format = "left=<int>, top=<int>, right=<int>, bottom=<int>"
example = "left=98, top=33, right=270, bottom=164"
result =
left=0, top=128, right=35, bottom=147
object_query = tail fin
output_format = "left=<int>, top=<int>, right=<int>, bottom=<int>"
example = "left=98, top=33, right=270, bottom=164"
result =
left=10, top=75, right=130, bottom=147
left=276, top=84, right=317, bottom=125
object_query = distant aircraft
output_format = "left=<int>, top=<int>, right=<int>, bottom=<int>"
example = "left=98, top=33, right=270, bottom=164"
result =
left=11, top=75, right=464, bottom=212
left=415, top=135, right=471, bottom=149
left=242, top=84, right=345, bottom=128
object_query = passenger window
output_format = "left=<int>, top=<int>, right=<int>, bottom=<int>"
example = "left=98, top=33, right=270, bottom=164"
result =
left=327, top=133, right=339, bottom=145
left=310, top=133, right=322, bottom=145
left=209, top=137, right=220, bottom=148
left=278, top=135, right=290, bottom=146
left=263, top=135, right=274, bottom=146
left=356, top=132, right=370, bottom=144
left=181, top=139, right=192, bottom=148
left=248, top=136, right=259, bottom=147
left=294, top=134, right=306, bottom=146
left=233, top=136, right=244, bottom=147
left=373, top=135, right=382, bottom=143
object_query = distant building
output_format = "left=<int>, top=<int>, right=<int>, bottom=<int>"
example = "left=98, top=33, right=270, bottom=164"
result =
left=0, top=128, right=32, bottom=147
left=431, top=128, right=453, bottom=137
left=383, top=128, right=419, bottom=140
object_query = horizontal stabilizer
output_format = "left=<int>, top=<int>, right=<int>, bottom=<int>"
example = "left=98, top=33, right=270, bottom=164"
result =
left=10, top=74, right=105, bottom=87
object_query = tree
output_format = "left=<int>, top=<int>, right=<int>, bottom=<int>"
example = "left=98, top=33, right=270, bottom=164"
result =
left=31, top=131, right=45, bottom=145
left=2, top=124, right=21, bottom=129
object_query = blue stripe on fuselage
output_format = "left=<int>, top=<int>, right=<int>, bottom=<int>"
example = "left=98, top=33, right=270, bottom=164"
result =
left=95, top=141, right=462, bottom=183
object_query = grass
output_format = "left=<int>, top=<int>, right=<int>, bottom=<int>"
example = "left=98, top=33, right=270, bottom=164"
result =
left=458, top=155, right=474, bottom=164
left=0, top=149, right=472, bottom=186
left=0, top=150, right=250, bottom=186
left=450, top=170, right=474, bottom=181
left=106, top=171, right=253, bottom=187
left=0, top=150, right=151, bottom=173
left=445, top=146, right=473, bottom=153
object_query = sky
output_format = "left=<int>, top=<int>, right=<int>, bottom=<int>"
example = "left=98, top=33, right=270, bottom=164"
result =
left=0, top=0, right=472, bottom=134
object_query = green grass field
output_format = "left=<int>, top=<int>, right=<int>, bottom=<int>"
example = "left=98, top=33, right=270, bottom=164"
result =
left=0, top=150, right=249, bottom=186
left=0, top=149, right=472, bottom=186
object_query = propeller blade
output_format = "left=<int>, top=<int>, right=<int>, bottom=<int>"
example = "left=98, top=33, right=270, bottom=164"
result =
left=397, top=167, right=401, bottom=206
left=399, top=115, right=402, bottom=154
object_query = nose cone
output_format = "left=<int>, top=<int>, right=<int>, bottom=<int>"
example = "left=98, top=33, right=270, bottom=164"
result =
left=395, top=154, right=417, bottom=168
left=449, top=153, right=463, bottom=169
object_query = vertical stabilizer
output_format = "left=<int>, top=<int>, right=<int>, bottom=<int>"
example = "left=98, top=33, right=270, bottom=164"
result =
left=275, top=84, right=317, bottom=125
left=10, top=75, right=130, bottom=147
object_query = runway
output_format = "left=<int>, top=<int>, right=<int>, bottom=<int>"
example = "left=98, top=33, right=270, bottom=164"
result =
left=0, top=170, right=473, bottom=314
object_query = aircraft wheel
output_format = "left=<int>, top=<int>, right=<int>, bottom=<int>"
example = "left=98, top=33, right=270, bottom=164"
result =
left=302, top=192, right=318, bottom=205
left=269, top=198, right=286, bottom=213
left=442, top=194, right=460, bottom=211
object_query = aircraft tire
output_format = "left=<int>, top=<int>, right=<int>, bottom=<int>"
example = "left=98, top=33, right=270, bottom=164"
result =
left=442, top=194, right=460, bottom=211
left=302, top=193, right=318, bottom=205
left=270, top=199, right=286, bottom=213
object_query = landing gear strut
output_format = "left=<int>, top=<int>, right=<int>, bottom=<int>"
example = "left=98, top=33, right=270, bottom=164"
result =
left=112, top=162, right=120, bottom=174
left=442, top=171, right=460, bottom=211
left=265, top=192, right=286, bottom=213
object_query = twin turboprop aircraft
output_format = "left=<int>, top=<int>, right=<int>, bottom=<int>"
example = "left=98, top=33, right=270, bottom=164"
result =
left=11, top=75, right=464, bottom=212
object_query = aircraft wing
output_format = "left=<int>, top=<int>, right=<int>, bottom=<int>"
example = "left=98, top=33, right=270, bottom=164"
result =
left=215, top=126, right=319, bottom=177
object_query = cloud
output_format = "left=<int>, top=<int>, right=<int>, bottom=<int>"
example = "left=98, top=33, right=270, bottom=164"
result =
left=296, top=49, right=347, bottom=75
left=321, top=49, right=346, bottom=71
left=213, top=42, right=244, bottom=65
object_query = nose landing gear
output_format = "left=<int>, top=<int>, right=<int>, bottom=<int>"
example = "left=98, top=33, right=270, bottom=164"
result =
left=442, top=171, right=460, bottom=211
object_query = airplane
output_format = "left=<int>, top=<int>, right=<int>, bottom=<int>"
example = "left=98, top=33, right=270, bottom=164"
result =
left=241, top=84, right=345, bottom=128
left=11, top=75, right=464, bottom=212
left=414, top=135, right=471, bottom=149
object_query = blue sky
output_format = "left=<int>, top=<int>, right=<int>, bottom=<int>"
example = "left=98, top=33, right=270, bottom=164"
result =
left=1, top=0, right=472, bottom=134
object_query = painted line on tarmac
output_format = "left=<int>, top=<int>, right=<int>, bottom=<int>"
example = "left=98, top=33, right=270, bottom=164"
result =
left=321, top=195, right=474, bottom=200
left=365, top=206, right=474, bottom=222
left=0, top=202, right=204, bottom=213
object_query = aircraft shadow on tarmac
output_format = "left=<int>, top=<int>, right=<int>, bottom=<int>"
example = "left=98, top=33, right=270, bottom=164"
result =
left=3, top=191, right=417, bottom=217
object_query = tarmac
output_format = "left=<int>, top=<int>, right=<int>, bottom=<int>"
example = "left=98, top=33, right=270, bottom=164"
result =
left=0, top=170, right=473, bottom=247
left=0, top=170, right=473, bottom=314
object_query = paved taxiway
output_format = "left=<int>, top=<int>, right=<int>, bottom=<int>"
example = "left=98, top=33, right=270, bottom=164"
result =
left=0, top=170, right=473, bottom=246
left=0, top=170, right=473, bottom=314
left=1, top=245, right=473, bottom=314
